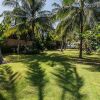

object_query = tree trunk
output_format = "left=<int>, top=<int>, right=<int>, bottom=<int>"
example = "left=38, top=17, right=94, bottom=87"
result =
left=60, top=36, right=65, bottom=52
left=63, top=36, right=66, bottom=50
left=61, top=40, right=64, bottom=52
left=79, top=0, right=84, bottom=58
left=0, top=48, right=3, bottom=64
left=31, top=22, right=36, bottom=50
left=79, top=35, right=83, bottom=58
left=17, top=36, right=20, bottom=54
left=31, top=9, right=36, bottom=51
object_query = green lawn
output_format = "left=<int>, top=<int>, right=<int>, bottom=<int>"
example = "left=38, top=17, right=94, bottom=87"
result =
left=0, top=49, right=100, bottom=100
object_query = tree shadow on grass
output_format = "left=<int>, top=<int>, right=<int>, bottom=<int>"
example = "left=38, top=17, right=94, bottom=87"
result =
left=52, top=63, right=84, bottom=100
left=0, top=65, right=21, bottom=100
left=24, top=53, right=100, bottom=73
left=0, top=94, right=6, bottom=100
left=67, top=57, right=100, bottom=72
left=12, top=53, right=85, bottom=100
left=67, top=57, right=100, bottom=66
left=27, top=62, right=48, bottom=100
left=6, top=52, right=85, bottom=99
left=83, top=64, right=100, bottom=72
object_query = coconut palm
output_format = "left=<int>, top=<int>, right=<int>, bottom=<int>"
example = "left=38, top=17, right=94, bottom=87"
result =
left=53, top=0, right=100, bottom=58
left=0, top=24, right=5, bottom=64
left=3, top=0, right=52, bottom=51
left=0, top=48, right=3, bottom=64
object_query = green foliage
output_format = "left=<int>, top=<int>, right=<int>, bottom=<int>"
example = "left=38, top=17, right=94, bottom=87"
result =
left=53, top=0, right=100, bottom=54
left=83, top=23, right=100, bottom=52
left=2, top=0, right=53, bottom=52
left=1, top=50, right=100, bottom=100
left=1, top=0, right=100, bottom=53
left=63, top=0, right=74, bottom=5
left=0, top=24, right=5, bottom=34
left=0, top=66, right=20, bottom=90
left=0, top=24, right=6, bottom=45
left=0, top=65, right=21, bottom=100
left=4, top=27, right=17, bottom=37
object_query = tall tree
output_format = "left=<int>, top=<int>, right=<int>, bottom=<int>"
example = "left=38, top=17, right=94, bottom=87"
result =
left=79, top=0, right=84, bottom=58
left=0, top=48, right=3, bottom=64
left=53, top=0, right=100, bottom=58
left=0, top=24, right=5, bottom=64
left=3, top=0, right=52, bottom=52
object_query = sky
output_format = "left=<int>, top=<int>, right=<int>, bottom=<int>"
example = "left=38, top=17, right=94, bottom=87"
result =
left=0, top=0, right=61, bottom=23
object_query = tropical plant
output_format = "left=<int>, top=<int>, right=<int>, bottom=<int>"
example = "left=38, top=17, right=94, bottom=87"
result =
left=81, top=23, right=100, bottom=54
left=0, top=24, right=5, bottom=64
left=3, top=0, right=53, bottom=52
left=53, top=0, right=100, bottom=58
left=0, top=65, right=21, bottom=100
left=0, top=49, right=3, bottom=64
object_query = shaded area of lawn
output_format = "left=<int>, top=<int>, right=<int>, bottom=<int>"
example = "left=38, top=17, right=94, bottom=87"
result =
left=5, top=50, right=100, bottom=72
left=52, top=66, right=84, bottom=100
left=0, top=94, right=6, bottom=100
left=27, top=62, right=48, bottom=100
left=0, top=50, right=100, bottom=100
left=23, top=52, right=84, bottom=100
left=0, top=66, right=21, bottom=100
left=67, top=56, right=100, bottom=72
left=15, top=52, right=100, bottom=73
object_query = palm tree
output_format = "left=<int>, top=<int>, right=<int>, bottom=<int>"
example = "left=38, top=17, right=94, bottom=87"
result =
left=3, top=0, right=52, bottom=52
left=0, top=48, right=3, bottom=64
left=0, top=24, right=4, bottom=64
left=53, top=0, right=100, bottom=58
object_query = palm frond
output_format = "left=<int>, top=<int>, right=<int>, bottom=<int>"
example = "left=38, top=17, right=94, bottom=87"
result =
left=52, top=2, right=61, bottom=8
left=3, top=0, right=19, bottom=7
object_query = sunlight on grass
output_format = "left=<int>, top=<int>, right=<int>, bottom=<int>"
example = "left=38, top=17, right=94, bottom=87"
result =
left=0, top=50, right=100, bottom=100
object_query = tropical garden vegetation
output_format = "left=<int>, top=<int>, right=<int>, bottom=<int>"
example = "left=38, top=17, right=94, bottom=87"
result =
left=0, top=0, right=100, bottom=100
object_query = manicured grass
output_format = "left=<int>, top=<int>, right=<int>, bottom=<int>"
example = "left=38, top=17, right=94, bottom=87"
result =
left=0, top=49, right=100, bottom=100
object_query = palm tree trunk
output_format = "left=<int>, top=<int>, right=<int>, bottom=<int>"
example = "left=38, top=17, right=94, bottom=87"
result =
left=79, top=34, right=83, bottom=58
left=61, top=40, right=64, bottom=52
left=79, top=0, right=84, bottom=58
left=61, top=36, right=64, bottom=52
left=0, top=48, right=3, bottom=64
left=31, top=22, right=36, bottom=49
left=17, top=36, right=20, bottom=54
left=63, top=36, right=66, bottom=50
